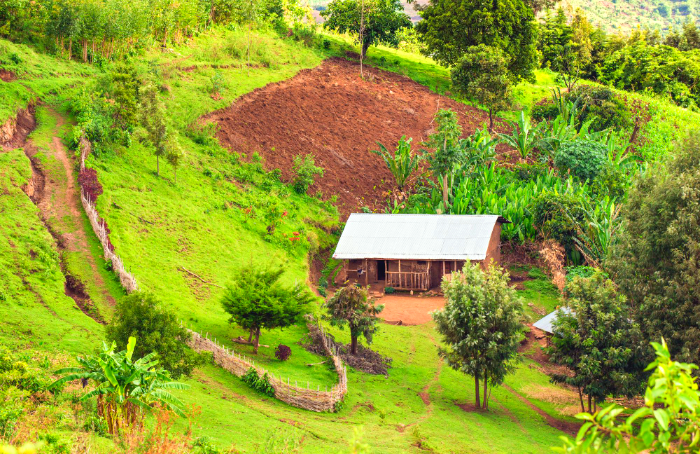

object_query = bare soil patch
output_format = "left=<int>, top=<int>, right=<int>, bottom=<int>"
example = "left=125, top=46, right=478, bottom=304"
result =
left=2, top=106, right=36, bottom=151
left=208, top=57, right=512, bottom=217
left=0, top=68, right=16, bottom=82
left=377, top=295, right=445, bottom=325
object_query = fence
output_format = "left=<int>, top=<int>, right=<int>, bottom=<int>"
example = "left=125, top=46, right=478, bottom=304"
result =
left=186, top=325, right=347, bottom=412
left=81, top=190, right=140, bottom=293
left=77, top=138, right=347, bottom=411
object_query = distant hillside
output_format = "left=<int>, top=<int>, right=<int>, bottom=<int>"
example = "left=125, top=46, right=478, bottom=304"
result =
left=560, top=0, right=699, bottom=33
left=310, top=0, right=698, bottom=33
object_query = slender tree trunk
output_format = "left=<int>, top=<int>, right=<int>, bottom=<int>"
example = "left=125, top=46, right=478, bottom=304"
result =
left=248, top=328, right=254, bottom=343
left=68, top=39, right=72, bottom=61
left=578, top=386, right=585, bottom=412
left=253, top=327, right=261, bottom=354
left=483, top=377, right=488, bottom=410
left=475, top=374, right=480, bottom=409
left=442, top=176, right=449, bottom=206
left=587, top=394, right=592, bottom=413
left=351, top=334, right=358, bottom=355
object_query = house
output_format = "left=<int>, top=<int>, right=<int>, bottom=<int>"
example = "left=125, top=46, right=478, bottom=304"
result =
left=332, top=213, right=509, bottom=291
left=533, top=307, right=573, bottom=335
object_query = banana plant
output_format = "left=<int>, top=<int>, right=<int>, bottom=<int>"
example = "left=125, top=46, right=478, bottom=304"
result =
left=372, top=136, right=422, bottom=191
left=51, top=337, right=189, bottom=434
left=459, top=127, right=498, bottom=171
left=499, top=111, right=547, bottom=161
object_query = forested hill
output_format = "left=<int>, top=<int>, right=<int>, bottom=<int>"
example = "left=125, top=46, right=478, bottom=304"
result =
left=561, top=0, right=699, bottom=33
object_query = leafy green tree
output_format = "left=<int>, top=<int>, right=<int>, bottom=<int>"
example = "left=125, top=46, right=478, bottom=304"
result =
left=609, top=134, right=700, bottom=366
left=416, top=0, right=537, bottom=82
left=538, top=8, right=573, bottom=69
left=166, top=135, right=185, bottom=183
left=321, top=0, right=411, bottom=58
left=291, top=154, right=324, bottom=194
left=548, top=273, right=646, bottom=413
left=371, top=136, right=422, bottom=191
left=105, top=292, right=205, bottom=379
left=324, top=285, right=383, bottom=355
left=139, top=83, right=168, bottom=175
left=108, top=62, right=140, bottom=131
left=554, top=139, right=607, bottom=182
left=221, top=264, right=314, bottom=354
left=422, top=109, right=464, bottom=207
left=451, top=45, right=513, bottom=130
left=51, top=337, right=188, bottom=434
left=555, top=340, right=700, bottom=453
left=432, top=263, right=522, bottom=410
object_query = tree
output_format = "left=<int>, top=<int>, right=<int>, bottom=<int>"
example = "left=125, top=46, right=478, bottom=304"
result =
left=51, top=337, right=188, bottom=434
left=139, top=83, right=167, bottom=175
left=555, top=340, right=700, bottom=453
left=416, top=0, right=537, bottom=82
left=432, top=263, right=522, bottom=410
left=221, top=264, right=314, bottom=354
left=107, top=62, right=140, bottom=131
left=321, top=0, right=411, bottom=59
left=422, top=109, right=464, bottom=207
left=166, top=135, right=185, bottom=183
left=547, top=273, right=646, bottom=413
left=451, top=45, right=513, bottom=130
left=324, top=285, right=383, bottom=355
left=371, top=136, right=422, bottom=191
left=609, top=135, right=700, bottom=366
left=105, top=292, right=205, bottom=379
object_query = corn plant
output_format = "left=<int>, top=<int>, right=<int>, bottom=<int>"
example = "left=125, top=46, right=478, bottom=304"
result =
left=569, top=196, right=622, bottom=268
left=51, top=337, right=188, bottom=434
left=499, top=111, right=547, bottom=161
left=372, top=136, right=422, bottom=191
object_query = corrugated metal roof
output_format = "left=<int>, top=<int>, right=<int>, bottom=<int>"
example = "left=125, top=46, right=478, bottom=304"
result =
left=332, top=214, right=505, bottom=260
left=533, top=308, right=573, bottom=334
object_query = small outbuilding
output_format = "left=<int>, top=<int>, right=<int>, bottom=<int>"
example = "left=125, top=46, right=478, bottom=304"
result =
left=333, top=213, right=509, bottom=291
left=533, top=307, right=573, bottom=335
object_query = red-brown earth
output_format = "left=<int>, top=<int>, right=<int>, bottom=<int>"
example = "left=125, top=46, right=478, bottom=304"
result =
left=208, top=57, right=513, bottom=218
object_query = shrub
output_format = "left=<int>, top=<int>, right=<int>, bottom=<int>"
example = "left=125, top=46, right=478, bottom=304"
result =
left=554, top=140, right=607, bottom=181
left=106, top=292, right=207, bottom=379
left=532, top=191, right=586, bottom=261
left=570, top=86, right=633, bottom=132
left=291, top=154, right=324, bottom=194
left=275, top=345, right=292, bottom=361
left=530, top=101, right=559, bottom=123
left=241, top=368, right=275, bottom=396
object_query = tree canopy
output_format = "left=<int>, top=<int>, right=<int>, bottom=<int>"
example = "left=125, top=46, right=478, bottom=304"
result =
left=548, top=273, right=646, bottom=412
left=321, top=0, right=411, bottom=57
left=432, top=263, right=522, bottom=410
left=609, top=134, right=700, bottom=366
left=416, top=0, right=537, bottom=81
left=451, top=45, right=513, bottom=129
left=221, top=264, right=314, bottom=354
left=105, top=292, right=206, bottom=379
left=324, top=285, right=383, bottom=355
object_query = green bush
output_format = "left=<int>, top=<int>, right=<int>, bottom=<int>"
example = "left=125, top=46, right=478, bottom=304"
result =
left=530, top=101, right=559, bottom=123
left=554, top=140, right=607, bottom=181
left=532, top=191, right=586, bottom=260
left=241, top=368, right=275, bottom=397
left=292, top=154, right=324, bottom=194
left=570, top=86, right=633, bottom=132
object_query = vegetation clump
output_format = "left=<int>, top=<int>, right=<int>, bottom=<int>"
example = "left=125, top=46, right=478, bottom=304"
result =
left=291, top=154, right=324, bottom=195
left=432, top=263, right=522, bottom=410
left=324, top=285, right=383, bottom=355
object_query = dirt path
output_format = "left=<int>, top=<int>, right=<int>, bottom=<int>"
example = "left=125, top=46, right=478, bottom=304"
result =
left=378, top=295, right=445, bottom=325
left=24, top=107, right=114, bottom=322
left=503, top=384, right=580, bottom=436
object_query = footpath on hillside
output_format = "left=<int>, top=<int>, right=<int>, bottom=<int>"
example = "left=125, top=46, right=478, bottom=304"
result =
left=23, top=106, right=119, bottom=322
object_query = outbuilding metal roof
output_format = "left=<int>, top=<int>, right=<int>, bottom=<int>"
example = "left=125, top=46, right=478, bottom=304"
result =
left=533, top=308, right=573, bottom=334
left=332, top=214, right=507, bottom=260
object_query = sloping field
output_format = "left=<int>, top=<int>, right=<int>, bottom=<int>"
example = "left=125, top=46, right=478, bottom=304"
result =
left=210, top=57, right=511, bottom=217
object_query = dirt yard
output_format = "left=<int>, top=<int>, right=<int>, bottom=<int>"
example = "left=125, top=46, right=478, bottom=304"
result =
left=208, top=57, right=513, bottom=217
left=377, top=295, right=446, bottom=325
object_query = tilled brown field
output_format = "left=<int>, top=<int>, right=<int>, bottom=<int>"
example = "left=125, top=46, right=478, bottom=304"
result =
left=209, top=57, right=511, bottom=217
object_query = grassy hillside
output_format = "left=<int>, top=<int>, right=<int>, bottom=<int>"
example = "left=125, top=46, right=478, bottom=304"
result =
left=2, top=24, right=698, bottom=453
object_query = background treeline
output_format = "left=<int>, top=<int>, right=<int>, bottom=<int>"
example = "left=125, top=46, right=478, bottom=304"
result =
left=537, top=8, right=700, bottom=109
left=0, top=0, right=310, bottom=62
